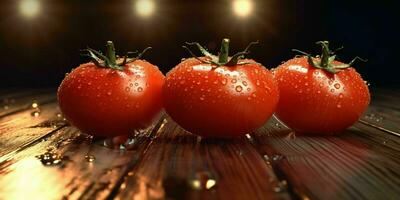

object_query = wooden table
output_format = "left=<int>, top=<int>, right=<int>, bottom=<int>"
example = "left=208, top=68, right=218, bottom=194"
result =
left=0, top=88, right=399, bottom=200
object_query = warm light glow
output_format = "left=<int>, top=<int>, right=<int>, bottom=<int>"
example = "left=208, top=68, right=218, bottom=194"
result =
left=135, top=0, right=155, bottom=17
left=233, top=0, right=253, bottom=17
left=19, top=0, right=40, bottom=18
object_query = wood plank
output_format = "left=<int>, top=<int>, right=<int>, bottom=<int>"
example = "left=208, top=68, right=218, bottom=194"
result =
left=0, top=117, right=165, bottom=200
left=0, top=91, right=56, bottom=118
left=250, top=117, right=400, bottom=200
left=115, top=118, right=291, bottom=200
left=0, top=102, right=65, bottom=158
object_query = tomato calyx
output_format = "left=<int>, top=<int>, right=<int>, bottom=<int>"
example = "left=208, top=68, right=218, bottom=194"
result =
left=293, top=41, right=367, bottom=73
left=182, top=38, right=259, bottom=67
left=81, top=41, right=152, bottom=70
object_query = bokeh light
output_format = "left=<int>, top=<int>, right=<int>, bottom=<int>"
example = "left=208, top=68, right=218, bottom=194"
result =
left=19, top=0, right=40, bottom=18
left=135, top=0, right=155, bottom=17
left=233, top=0, right=253, bottom=18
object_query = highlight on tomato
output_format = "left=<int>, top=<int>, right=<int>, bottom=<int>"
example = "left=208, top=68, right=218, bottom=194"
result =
left=58, top=41, right=164, bottom=137
left=163, top=38, right=279, bottom=138
left=274, top=41, right=370, bottom=134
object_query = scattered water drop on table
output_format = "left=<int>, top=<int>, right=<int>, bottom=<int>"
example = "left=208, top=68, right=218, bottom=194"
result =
left=188, top=171, right=217, bottom=190
left=31, top=101, right=39, bottom=108
left=36, top=148, right=66, bottom=166
left=31, top=110, right=41, bottom=117
left=85, top=155, right=96, bottom=162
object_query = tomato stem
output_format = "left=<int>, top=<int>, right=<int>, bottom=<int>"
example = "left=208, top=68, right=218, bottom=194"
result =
left=106, top=41, right=117, bottom=66
left=81, top=41, right=152, bottom=70
left=218, top=38, right=230, bottom=64
left=182, top=38, right=259, bottom=67
left=292, top=41, right=367, bottom=74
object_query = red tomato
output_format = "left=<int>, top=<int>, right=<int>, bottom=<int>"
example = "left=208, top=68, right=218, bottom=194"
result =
left=163, top=39, right=279, bottom=138
left=274, top=41, right=370, bottom=134
left=58, top=41, right=164, bottom=137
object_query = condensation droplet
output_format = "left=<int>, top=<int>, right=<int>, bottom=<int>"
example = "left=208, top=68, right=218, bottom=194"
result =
left=235, top=85, right=243, bottom=92
left=334, top=83, right=341, bottom=89
left=137, top=87, right=143, bottom=92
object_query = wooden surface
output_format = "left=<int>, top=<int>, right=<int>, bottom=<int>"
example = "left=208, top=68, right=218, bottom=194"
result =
left=0, top=88, right=399, bottom=200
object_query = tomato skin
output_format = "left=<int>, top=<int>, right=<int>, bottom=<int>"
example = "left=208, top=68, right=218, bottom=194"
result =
left=163, top=57, right=279, bottom=138
left=274, top=57, right=370, bottom=134
left=58, top=60, right=164, bottom=137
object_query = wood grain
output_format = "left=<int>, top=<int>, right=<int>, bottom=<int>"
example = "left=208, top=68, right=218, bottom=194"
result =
left=115, top=118, right=291, bottom=200
left=250, top=117, right=400, bottom=200
left=0, top=118, right=164, bottom=200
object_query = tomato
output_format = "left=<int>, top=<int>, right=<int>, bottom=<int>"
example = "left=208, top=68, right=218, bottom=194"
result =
left=58, top=41, right=164, bottom=137
left=274, top=41, right=370, bottom=134
left=163, top=39, right=279, bottom=138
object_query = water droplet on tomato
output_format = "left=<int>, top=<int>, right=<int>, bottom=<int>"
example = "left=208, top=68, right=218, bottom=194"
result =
left=256, top=80, right=260, bottom=86
left=107, top=91, right=112, bottom=96
left=221, top=79, right=227, bottom=85
left=125, top=87, right=130, bottom=92
left=231, top=79, right=237, bottom=83
left=138, top=87, right=143, bottom=92
left=339, top=93, right=344, bottom=98
left=334, top=83, right=341, bottom=89
left=235, top=85, right=243, bottom=92
left=242, top=81, right=248, bottom=86
left=337, top=104, right=342, bottom=108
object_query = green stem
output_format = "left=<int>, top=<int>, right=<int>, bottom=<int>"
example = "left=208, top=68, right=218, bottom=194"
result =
left=317, top=41, right=330, bottom=68
left=106, top=41, right=117, bottom=66
left=218, top=38, right=230, bottom=64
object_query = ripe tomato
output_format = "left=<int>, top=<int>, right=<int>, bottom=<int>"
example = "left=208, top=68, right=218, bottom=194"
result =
left=274, top=41, right=370, bottom=134
left=163, top=39, right=279, bottom=138
left=58, top=41, right=164, bottom=137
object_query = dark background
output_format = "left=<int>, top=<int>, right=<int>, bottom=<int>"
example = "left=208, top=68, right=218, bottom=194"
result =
left=0, top=0, right=399, bottom=88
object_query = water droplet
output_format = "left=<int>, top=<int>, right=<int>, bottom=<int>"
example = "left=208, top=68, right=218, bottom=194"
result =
left=199, top=96, right=205, bottom=101
left=272, top=180, right=288, bottom=193
left=334, top=83, right=341, bottom=89
left=31, top=110, right=41, bottom=117
left=242, top=81, right=248, bottom=86
left=235, top=85, right=243, bottom=92
left=137, top=87, right=143, bottom=92
left=36, top=149, right=65, bottom=166
left=107, top=91, right=112, bottom=96
left=272, top=154, right=284, bottom=161
left=31, top=101, right=39, bottom=109
left=85, top=155, right=96, bottom=162
left=231, top=79, right=237, bottom=83
left=125, top=87, right=130, bottom=92
left=188, top=171, right=217, bottom=190
left=135, top=82, right=139, bottom=86
left=221, top=79, right=227, bottom=85
left=337, top=104, right=342, bottom=108
left=328, top=80, right=333, bottom=85
left=339, top=93, right=344, bottom=98
left=256, top=80, right=260, bottom=86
